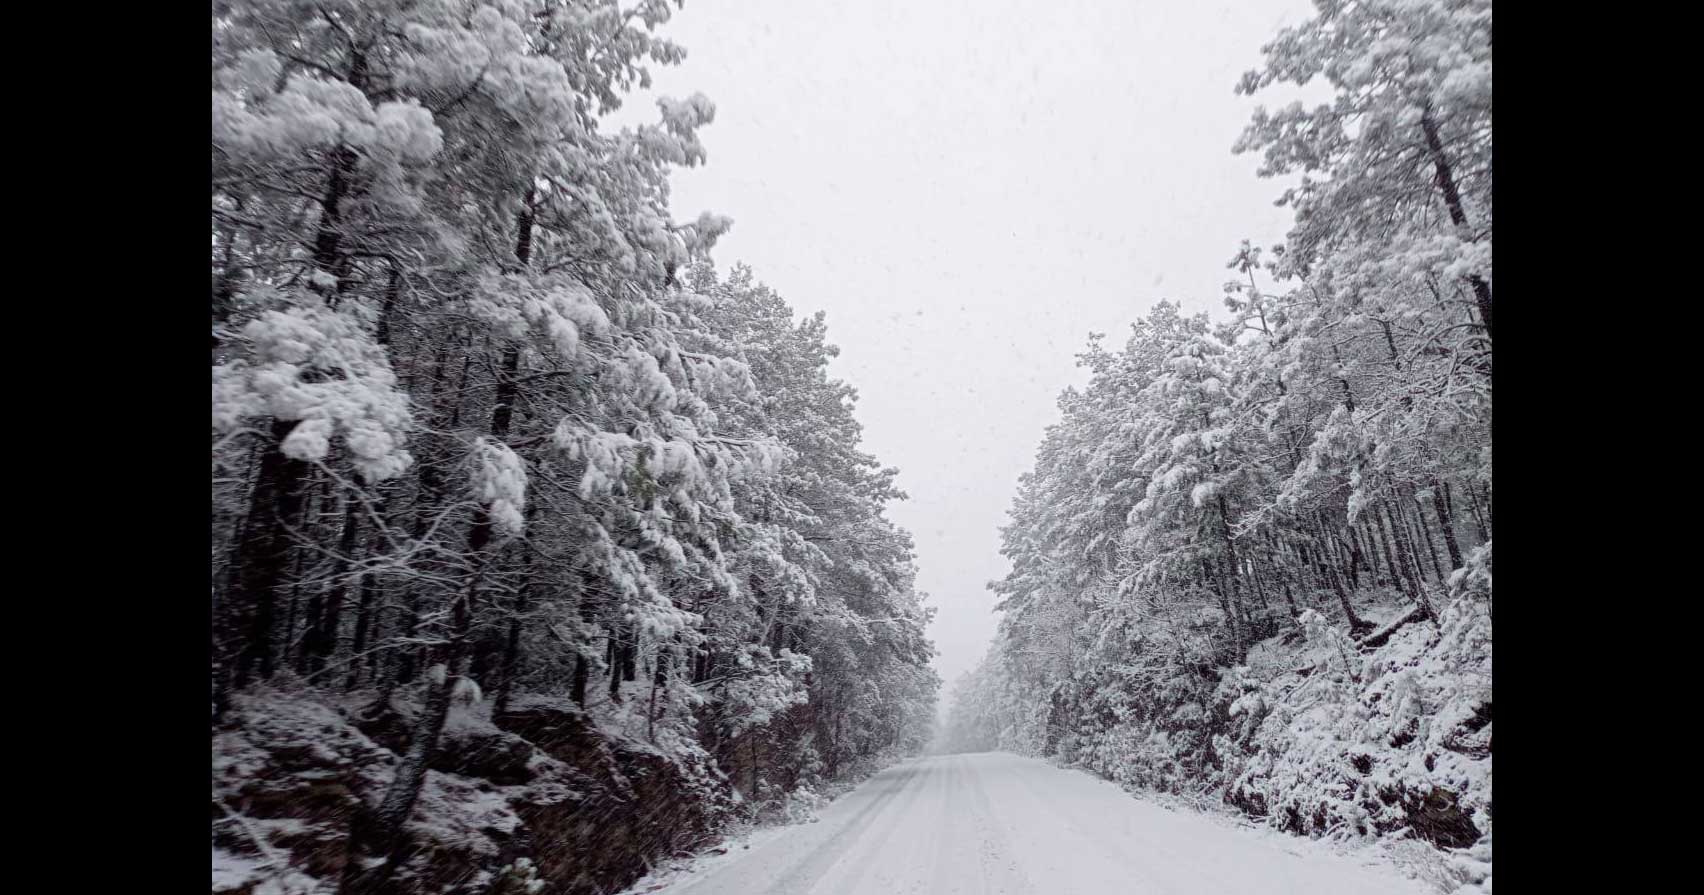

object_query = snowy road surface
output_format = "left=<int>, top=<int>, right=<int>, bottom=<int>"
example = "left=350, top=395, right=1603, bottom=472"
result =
left=640, top=752, right=1432, bottom=895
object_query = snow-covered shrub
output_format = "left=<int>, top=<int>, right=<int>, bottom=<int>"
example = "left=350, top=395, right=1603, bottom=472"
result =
left=779, top=784, right=827, bottom=824
left=487, top=858, right=547, bottom=895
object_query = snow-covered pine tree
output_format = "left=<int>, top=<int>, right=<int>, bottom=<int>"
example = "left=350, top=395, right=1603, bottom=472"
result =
left=946, top=0, right=1491, bottom=858
left=213, top=5, right=938, bottom=892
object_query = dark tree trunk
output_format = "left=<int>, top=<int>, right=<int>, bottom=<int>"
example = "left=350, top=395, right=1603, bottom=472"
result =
left=302, top=496, right=362, bottom=676
left=339, top=663, right=454, bottom=895
left=1204, top=557, right=1245, bottom=660
left=1406, top=495, right=1446, bottom=584
left=1389, top=500, right=1420, bottom=588
left=1383, top=500, right=1433, bottom=618
left=570, top=654, right=590, bottom=707
left=1466, top=486, right=1490, bottom=543
left=493, top=506, right=543, bottom=717
left=1295, top=542, right=1325, bottom=604
left=374, top=265, right=401, bottom=350
left=297, top=601, right=326, bottom=679
left=608, top=630, right=628, bottom=703
left=1344, top=525, right=1364, bottom=591
left=1332, top=346, right=1355, bottom=412
left=1215, top=495, right=1249, bottom=624
left=1265, top=530, right=1302, bottom=619
left=281, top=568, right=304, bottom=675
left=647, top=646, right=671, bottom=743
left=1355, top=520, right=1381, bottom=587
left=345, top=538, right=380, bottom=691
left=457, top=200, right=537, bottom=696
left=1420, top=109, right=1491, bottom=339
left=340, top=575, right=475, bottom=895
left=622, top=635, right=638, bottom=682
left=492, top=586, right=527, bottom=716
left=1363, top=519, right=1392, bottom=587
left=481, top=200, right=535, bottom=447
left=311, top=49, right=366, bottom=291
left=221, top=418, right=314, bottom=699
left=1377, top=501, right=1419, bottom=599
left=394, top=592, right=422, bottom=686
left=1429, top=478, right=1465, bottom=571
left=570, top=599, right=597, bottom=706
left=1313, top=514, right=1367, bottom=632
left=393, top=335, right=459, bottom=687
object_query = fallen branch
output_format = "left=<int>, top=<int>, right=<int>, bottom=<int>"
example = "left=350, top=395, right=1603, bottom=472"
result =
left=1358, top=604, right=1429, bottom=649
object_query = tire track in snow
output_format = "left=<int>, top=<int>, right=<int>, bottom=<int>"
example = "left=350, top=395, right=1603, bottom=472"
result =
left=944, top=753, right=1037, bottom=895
left=817, top=756, right=947, bottom=895
left=759, top=758, right=934, bottom=895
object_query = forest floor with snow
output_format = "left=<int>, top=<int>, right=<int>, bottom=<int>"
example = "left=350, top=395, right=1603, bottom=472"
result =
left=619, top=751, right=1446, bottom=895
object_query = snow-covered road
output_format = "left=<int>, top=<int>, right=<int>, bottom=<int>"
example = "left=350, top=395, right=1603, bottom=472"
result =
left=638, top=752, right=1433, bottom=895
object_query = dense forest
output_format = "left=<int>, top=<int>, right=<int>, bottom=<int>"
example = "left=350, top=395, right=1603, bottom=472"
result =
left=943, top=0, right=1492, bottom=888
left=211, top=3, right=937, bottom=893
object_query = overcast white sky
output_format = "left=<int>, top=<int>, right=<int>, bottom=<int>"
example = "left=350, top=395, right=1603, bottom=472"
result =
left=618, top=0, right=1321, bottom=697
